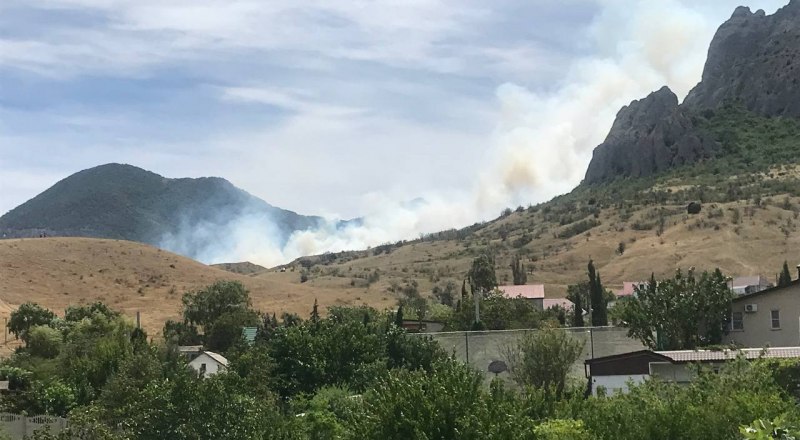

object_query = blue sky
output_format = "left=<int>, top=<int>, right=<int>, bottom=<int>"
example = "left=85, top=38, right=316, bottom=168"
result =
left=0, top=0, right=790, bottom=226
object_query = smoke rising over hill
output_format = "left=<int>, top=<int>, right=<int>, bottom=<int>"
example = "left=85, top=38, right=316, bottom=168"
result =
left=172, top=0, right=772, bottom=267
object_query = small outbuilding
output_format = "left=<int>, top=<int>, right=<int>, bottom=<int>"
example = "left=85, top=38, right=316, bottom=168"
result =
left=188, top=351, right=229, bottom=378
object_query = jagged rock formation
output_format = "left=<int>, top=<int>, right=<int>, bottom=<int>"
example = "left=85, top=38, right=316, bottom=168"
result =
left=684, top=2, right=800, bottom=117
left=584, top=87, right=718, bottom=183
left=585, top=1, right=800, bottom=184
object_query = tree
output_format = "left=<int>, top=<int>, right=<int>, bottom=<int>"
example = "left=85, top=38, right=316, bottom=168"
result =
left=566, top=283, right=587, bottom=327
left=8, top=303, right=55, bottom=344
left=461, top=280, right=468, bottom=302
left=588, top=260, right=608, bottom=326
left=205, top=309, right=259, bottom=353
left=615, top=269, right=733, bottom=350
left=310, top=299, right=320, bottom=324
left=65, top=302, right=119, bottom=322
left=503, top=325, right=585, bottom=398
left=468, top=253, right=497, bottom=293
left=778, top=261, right=793, bottom=287
left=394, top=305, right=404, bottom=327
left=510, top=255, right=527, bottom=285
left=181, top=280, right=251, bottom=330
left=432, top=282, right=456, bottom=307
left=27, top=325, right=63, bottom=358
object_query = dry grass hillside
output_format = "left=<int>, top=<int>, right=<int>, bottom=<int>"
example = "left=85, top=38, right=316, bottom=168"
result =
left=270, top=180, right=800, bottom=304
left=0, top=238, right=395, bottom=342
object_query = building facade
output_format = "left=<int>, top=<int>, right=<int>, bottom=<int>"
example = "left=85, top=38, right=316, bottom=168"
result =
left=724, top=280, right=800, bottom=348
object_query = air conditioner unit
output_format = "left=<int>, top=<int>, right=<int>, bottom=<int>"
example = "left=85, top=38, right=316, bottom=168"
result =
left=745, top=304, right=758, bottom=313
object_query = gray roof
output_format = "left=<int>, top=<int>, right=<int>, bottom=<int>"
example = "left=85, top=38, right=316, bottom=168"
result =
left=202, top=351, right=229, bottom=367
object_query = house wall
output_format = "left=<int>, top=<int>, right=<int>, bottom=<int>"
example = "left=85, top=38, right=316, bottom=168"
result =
left=188, top=353, right=225, bottom=378
left=591, top=374, right=648, bottom=396
left=724, top=283, right=800, bottom=348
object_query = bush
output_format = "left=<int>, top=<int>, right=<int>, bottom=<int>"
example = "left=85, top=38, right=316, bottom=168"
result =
left=27, top=326, right=62, bottom=358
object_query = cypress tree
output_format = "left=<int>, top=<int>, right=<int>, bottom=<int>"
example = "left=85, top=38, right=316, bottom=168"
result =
left=779, top=261, right=793, bottom=287
left=588, top=260, right=608, bottom=326
left=310, top=298, right=320, bottom=324
left=510, top=255, right=527, bottom=285
left=394, top=305, right=404, bottom=327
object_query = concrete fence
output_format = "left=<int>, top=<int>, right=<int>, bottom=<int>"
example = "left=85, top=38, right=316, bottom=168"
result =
left=0, top=413, right=67, bottom=439
left=414, top=326, right=645, bottom=380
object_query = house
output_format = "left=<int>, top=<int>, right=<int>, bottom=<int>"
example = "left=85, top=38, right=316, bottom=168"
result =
left=188, top=351, right=229, bottom=378
left=728, top=275, right=772, bottom=295
left=585, top=347, right=800, bottom=396
left=724, top=274, right=800, bottom=348
left=498, top=284, right=545, bottom=309
left=616, top=281, right=646, bottom=298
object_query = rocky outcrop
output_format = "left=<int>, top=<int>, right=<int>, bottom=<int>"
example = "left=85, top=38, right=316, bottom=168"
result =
left=584, top=1, right=800, bottom=184
left=683, top=2, right=800, bottom=117
left=584, top=87, right=718, bottom=184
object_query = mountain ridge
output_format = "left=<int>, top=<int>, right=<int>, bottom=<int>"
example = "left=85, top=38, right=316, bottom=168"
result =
left=0, top=163, right=325, bottom=261
left=585, top=1, right=800, bottom=184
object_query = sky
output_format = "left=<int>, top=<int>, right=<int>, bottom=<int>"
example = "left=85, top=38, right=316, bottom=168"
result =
left=0, top=0, right=791, bottom=264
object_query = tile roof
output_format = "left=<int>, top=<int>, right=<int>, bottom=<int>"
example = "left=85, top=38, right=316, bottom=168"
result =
left=657, top=347, right=800, bottom=362
left=498, top=284, right=545, bottom=299
left=542, top=298, right=574, bottom=310
left=617, top=281, right=646, bottom=297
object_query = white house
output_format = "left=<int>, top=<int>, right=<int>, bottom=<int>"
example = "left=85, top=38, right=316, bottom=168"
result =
left=188, top=351, right=229, bottom=378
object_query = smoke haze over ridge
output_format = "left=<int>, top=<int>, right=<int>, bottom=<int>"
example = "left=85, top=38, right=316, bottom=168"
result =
left=0, top=0, right=788, bottom=266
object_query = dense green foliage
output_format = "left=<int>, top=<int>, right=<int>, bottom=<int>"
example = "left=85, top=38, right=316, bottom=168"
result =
left=6, top=279, right=800, bottom=439
left=614, top=268, right=733, bottom=350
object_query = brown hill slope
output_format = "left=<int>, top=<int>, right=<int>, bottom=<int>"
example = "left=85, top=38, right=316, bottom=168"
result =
left=274, top=179, right=800, bottom=302
left=0, top=238, right=395, bottom=339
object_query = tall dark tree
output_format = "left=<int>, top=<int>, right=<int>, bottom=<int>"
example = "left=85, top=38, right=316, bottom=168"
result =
left=778, top=260, right=793, bottom=287
left=588, top=260, right=608, bottom=326
left=310, top=299, right=320, bottom=324
left=510, top=255, right=527, bottom=285
left=394, top=305, right=404, bottom=327
left=567, top=282, right=587, bottom=327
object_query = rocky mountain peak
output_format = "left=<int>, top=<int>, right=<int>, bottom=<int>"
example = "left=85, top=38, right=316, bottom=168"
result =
left=584, top=1, right=800, bottom=184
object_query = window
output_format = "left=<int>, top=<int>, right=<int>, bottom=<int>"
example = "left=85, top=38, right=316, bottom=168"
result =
left=731, top=312, right=744, bottom=331
left=771, top=310, right=781, bottom=329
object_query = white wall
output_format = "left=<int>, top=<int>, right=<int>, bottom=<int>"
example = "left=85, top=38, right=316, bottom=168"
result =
left=188, top=353, right=226, bottom=378
left=591, top=374, right=648, bottom=396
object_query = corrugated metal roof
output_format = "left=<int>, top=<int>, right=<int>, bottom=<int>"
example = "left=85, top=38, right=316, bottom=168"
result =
left=498, top=284, right=545, bottom=299
left=657, top=347, right=800, bottom=362
left=242, top=327, right=258, bottom=345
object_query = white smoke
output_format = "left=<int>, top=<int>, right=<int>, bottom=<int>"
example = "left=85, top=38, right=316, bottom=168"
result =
left=168, top=1, right=767, bottom=267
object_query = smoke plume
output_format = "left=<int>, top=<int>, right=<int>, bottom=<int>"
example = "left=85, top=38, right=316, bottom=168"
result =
left=163, top=1, right=759, bottom=267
